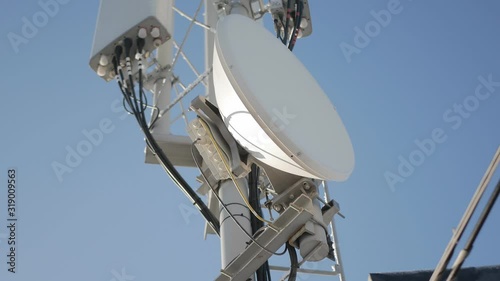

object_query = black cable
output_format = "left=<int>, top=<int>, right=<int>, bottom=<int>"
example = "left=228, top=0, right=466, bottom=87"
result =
left=249, top=164, right=271, bottom=281
left=112, top=39, right=221, bottom=236
left=288, top=0, right=303, bottom=51
left=137, top=87, right=220, bottom=237
left=114, top=56, right=143, bottom=127
left=121, top=94, right=156, bottom=116
left=113, top=46, right=128, bottom=99
left=191, top=142, right=288, bottom=257
left=124, top=38, right=146, bottom=125
left=122, top=97, right=135, bottom=115
left=274, top=19, right=281, bottom=40
left=447, top=179, right=500, bottom=281
left=136, top=38, right=147, bottom=115
left=286, top=242, right=299, bottom=281
left=266, top=264, right=272, bottom=281
left=282, top=0, right=293, bottom=45
left=114, top=47, right=146, bottom=128
left=113, top=41, right=155, bottom=123
left=249, top=165, right=262, bottom=232
left=288, top=0, right=299, bottom=49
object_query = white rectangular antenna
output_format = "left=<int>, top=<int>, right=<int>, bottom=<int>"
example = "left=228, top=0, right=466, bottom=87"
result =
left=89, top=0, right=171, bottom=81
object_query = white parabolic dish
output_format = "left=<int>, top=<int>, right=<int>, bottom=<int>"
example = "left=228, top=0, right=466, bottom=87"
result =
left=213, top=14, right=354, bottom=181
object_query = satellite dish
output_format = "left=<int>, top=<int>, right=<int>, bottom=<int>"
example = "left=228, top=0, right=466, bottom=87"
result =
left=213, top=14, right=354, bottom=181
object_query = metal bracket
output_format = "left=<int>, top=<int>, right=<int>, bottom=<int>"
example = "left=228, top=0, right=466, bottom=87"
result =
left=322, top=199, right=340, bottom=226
left=215, top=194, right=314, bottom=281
left=190, top=96, right=250, bottom=178
left=271, top=178, right=318, bottom=214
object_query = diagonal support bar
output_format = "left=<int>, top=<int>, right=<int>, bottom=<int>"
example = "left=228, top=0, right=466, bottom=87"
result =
left=215, top=194, right=315, bottom=281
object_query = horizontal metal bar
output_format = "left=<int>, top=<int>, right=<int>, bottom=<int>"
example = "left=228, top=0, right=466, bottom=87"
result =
left=269, top=265, right=339, bottom=276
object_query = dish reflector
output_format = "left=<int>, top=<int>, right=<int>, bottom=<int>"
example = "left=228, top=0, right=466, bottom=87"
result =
left=213, top=14, right=354, bottom=181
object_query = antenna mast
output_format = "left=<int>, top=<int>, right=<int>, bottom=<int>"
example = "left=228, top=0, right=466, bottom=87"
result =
left=89, top=1, right=351, bottom=280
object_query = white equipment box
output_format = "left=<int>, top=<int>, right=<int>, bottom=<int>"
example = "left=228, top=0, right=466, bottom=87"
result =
left=89, top=0, right=172, bottom=81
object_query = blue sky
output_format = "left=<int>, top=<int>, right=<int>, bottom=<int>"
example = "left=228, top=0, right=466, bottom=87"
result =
left=1, top=1, right=499, bottom=281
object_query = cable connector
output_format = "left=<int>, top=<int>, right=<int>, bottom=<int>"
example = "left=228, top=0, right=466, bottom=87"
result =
left=136, top=38, right=145, bottom=54
left=123, top=38, right=134, bottom=76
left=123, top=38, right=133, bottom=57
left=114, top=45, right=123, bottom=62
left=136, top=38, right=146, bottom=73
left=113, top=45, right=126, bottom=88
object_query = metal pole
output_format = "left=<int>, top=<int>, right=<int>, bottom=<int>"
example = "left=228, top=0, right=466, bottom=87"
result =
left=430, top=146, right=500, bottom=281
left=151, top=0, right=175, bottom=137
left=446, top=179, right=500, bottom=281
left=219, top=178, right=252, bottom=270
left=204, top=0, right=218, bottom=104
left=212, top=1, right=253, bottom=278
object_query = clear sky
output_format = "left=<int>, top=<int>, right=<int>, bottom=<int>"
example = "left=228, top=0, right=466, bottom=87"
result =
left=1, top=1, right=499, bottom=281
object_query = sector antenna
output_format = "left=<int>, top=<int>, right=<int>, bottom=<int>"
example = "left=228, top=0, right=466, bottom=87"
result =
left=88, top=1, right=354, bottom=280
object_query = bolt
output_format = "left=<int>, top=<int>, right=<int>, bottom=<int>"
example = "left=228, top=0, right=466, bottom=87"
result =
left=273, top=204, right=282, bottom=212
left=303, top=182, right=311, bottom=190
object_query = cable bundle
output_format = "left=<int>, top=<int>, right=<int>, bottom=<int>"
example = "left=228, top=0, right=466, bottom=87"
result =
left=111, top=37, right=220, bottom=236
left=275, top=0, right=304, bottom=51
